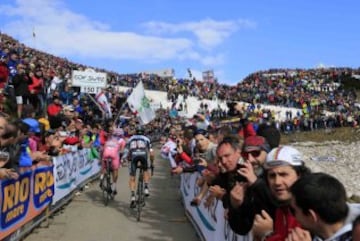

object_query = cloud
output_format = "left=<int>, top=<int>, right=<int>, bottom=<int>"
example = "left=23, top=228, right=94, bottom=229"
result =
left=0, top=0, right=255, bottom=78
left=143, top=18, right=256, bottom=49
left=0, top=0, right=199, bottom=61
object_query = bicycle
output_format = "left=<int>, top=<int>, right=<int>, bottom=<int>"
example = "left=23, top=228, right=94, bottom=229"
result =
left=100, top=157, right=113, bottom=206
left=135, top=160, right=145, bottom=221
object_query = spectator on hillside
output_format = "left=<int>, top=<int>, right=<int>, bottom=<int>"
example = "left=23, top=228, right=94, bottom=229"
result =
left=0, top=54, right=9, bottom=111
left=60, top=83, right=74, bottom=105
left=28, top=67, right=45, bottom=115
left=47, top=96, right=62, bottom=117
left=12, top=63, right=30, bottom=118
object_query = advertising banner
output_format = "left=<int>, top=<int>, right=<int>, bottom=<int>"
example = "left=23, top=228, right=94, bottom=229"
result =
left=180, top=173, right=253, bottom=241
left=52, top=149, right=100, bottom=204
left=0, top=165, right=54, bottom=240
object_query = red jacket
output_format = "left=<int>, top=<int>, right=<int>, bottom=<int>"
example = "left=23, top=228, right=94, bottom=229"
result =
left=266, top=206, right=301, bottom=241
left=0, top=62, right=9, bottom=88
left=47, top=103, right=62, bottom=116
left=28, top=76, right=43, bottom=94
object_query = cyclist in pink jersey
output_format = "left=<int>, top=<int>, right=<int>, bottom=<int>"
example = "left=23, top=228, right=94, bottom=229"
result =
left=100, top=128, right=126, bottom=195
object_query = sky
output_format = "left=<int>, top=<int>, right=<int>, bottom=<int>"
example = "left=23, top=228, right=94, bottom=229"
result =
left=1, top=0, right=360, bottom=85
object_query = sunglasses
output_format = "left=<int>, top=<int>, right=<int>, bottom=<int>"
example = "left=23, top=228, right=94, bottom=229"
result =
left=241, top=150, right=261, bottom=160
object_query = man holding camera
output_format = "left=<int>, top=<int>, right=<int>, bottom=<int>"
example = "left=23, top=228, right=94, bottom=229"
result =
left=213, top=135, right=276, bottom=235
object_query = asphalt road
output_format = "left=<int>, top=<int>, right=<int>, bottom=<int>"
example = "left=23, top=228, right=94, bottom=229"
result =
left=25, top=147, right=199, bottom=241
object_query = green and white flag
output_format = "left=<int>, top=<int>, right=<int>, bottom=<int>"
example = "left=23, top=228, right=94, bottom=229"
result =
left=127, top=80, right=155, bottom=124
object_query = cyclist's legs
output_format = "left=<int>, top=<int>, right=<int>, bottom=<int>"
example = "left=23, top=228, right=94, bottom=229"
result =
left=111, top=156, right=120, bottom=192
left=143, top=156, right=151, bottom=183
left=128, top=158, right=137, bottom=193
left=143, top=157, right=151, bottom=196
left=100, top=156, right=109, bottom=180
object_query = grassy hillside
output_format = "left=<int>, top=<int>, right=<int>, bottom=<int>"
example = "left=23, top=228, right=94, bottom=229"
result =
left=280, top=127, right=360, bottom=144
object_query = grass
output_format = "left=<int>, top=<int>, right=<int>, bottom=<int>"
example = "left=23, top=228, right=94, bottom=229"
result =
left=280, top=126, right=360, bottom=144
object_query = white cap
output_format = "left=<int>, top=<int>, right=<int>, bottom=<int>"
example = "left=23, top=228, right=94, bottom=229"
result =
left=264, top=146, right=303, bottom=169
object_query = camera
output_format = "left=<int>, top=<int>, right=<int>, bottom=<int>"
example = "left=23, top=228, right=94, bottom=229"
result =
left=193, top=158, right=201, bottom=165
left=233, top=163, right=247, bottom=183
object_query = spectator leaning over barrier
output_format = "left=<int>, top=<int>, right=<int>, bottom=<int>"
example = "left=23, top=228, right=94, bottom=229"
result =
left=0, top=114, right=8, bottom=138
left=287, top=172, right=360, bottom=241
left=0, top=167, right=18, bottom=180
left=189, top=128, right=217, bottom=206
left=208, top=135, right=245, bottom=216
left=171, top=125, right=198, bottom=173
left=0, top=122, right=19, bottom=169
left=252, top=145, right=311, bottom=241
left=227, top=135, right=276, bottom=235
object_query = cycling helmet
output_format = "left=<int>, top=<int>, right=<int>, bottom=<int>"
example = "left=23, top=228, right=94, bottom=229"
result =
left=136, top=126, right=145, bottom=135
left=112, top=128, right=124, bottom=137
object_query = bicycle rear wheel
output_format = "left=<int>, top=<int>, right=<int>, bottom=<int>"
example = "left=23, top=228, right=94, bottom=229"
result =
left=102, top=159, right=112, bottom=206
left=136, top=168, right=144, bottom=221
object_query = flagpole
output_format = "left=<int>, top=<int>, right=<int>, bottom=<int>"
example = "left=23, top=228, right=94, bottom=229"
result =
left=86, top=93, right=106, bottom=120
left=114, top=101, right=128, bottom=127
left=32, top=27, right=36, bottom=49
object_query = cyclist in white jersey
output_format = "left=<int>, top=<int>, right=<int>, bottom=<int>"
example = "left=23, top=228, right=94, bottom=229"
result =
left=123, top=126, right=154, bottom=208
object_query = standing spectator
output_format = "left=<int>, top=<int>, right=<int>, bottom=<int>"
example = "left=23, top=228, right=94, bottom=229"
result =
left=28, top=67, right=44, bottom=115
left=12, top=64, right=30, bottom=118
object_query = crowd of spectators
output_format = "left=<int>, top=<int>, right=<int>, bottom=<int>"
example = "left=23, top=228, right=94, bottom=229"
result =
left=163, top=113, right=360, bottom=240
left=2, top=31, right=360, bottom=240
left=1, top=30, right=360, bottom=181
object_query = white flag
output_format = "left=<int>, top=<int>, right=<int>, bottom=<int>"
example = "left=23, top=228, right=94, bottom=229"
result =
left=96, top=91, right=112, bottom=119
left=127, top=81, right=155, bottom=124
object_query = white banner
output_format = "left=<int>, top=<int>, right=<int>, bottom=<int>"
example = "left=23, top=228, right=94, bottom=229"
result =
left=72, top=69, right=107, bottom=94
left=52, top=149, right=101, bottom=204
left=180, top=173, right=253, bottom=241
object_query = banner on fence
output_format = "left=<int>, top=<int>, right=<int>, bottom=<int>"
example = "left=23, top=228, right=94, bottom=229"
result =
left=180, top=173, right=253, bottom=241
left=0, top=165, right=54, bottom=240
left=52, top=149, right=100, bottom=204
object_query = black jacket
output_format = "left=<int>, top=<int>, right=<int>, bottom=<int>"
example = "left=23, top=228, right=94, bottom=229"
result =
left=211, top=172, right=277, bottom=235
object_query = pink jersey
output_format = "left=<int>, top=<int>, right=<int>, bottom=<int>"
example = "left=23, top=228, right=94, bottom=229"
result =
left=102, top=138, right=125, bottom=170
